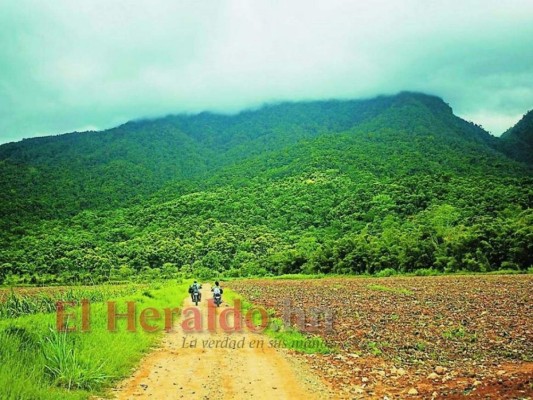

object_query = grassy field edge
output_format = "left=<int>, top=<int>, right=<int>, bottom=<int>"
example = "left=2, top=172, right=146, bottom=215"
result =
left=0, top=280, right=190, bottom=400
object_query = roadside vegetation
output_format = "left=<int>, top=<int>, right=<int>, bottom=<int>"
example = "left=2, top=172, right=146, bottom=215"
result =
left=0, top=281, right=190, bottom=400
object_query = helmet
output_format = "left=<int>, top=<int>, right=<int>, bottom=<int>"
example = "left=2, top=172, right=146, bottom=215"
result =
left=215, top=281, right=219, bottom=286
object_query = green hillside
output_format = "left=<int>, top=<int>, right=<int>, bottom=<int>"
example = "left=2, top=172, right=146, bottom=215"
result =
left=0, top=92, right=531, bottom=284
left=500, top=110, right=533, bottom=164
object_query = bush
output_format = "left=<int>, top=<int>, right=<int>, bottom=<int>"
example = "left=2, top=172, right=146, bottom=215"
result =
left=375, top=268, right=397, bottom=277
left=413, top=268, right=440, bottom=276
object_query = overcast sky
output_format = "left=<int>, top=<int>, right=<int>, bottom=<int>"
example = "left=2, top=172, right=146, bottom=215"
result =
left=1, top=0, right=532, bottom=144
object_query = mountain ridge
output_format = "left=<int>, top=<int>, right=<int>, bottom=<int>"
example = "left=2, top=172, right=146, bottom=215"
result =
left=1, top=91, right=520, bottom=167
left=0, top=91, right=531, bottom=284
left=0, top=92, right=529, bottom=226
left=500, top=110, right=533, bottom=164
left=0, top=91, right=493, bottom=147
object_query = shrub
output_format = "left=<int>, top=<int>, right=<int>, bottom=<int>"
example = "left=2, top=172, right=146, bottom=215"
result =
left=413, top=268, right=440, bottom=276
left=375, top=268, right=397, bottom=277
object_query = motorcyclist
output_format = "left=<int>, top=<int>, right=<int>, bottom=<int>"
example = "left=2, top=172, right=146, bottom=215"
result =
left=211, top=281, right=223, bottom=304
left=189, top=280, right=202, bottom=302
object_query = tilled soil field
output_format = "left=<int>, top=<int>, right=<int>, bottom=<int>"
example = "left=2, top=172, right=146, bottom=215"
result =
left=227, top=275, right=533, bottom=399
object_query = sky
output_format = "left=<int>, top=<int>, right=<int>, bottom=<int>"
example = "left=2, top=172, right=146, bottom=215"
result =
left=1, top=0, right=532, bottom=144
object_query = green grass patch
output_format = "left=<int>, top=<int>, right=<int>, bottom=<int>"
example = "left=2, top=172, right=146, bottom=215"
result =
left=415, top=341, right=427, bottom=351
left=484, top=269, right=527, bottom=275
left=367, top=284, right=413, bottom=295
left=41, top=328, right=109, bottom=390
left=0, top=280, right=190, bottom=400
left=412, top=268, right=441, bottom=276
left=366, top=341, right=383, bottom=356
left=363, top=341, right=392, bottom=356
left=269, top=273, right=327, bottom=280
left=442, top=325, right=478, bottom=343
left=375, top=268, right=398, bottom=277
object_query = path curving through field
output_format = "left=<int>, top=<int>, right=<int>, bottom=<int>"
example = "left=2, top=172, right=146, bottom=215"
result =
left=105, top=284, right=332, bottom=399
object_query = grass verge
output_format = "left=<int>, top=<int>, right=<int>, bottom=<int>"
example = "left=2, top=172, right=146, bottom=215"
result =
left=0, top=280, right=190, bottom=400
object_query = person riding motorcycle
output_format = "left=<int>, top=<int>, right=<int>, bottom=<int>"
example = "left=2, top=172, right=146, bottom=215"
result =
left=211, top=281, right=223, bottom=306
left=188, top=280, right=202, bottom=302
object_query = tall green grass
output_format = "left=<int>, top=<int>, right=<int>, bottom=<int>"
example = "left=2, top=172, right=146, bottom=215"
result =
left=0, top=285, right=145, bottom=319
left=0, top=281, right=190, bottom=399
left=41, top=327, right=109, bottom=391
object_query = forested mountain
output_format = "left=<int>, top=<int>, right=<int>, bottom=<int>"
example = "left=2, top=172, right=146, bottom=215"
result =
left=0, top=92, right=520, bottom=225
left=0, top=92, right=531, bottom=284
left=500, top=110, right=533, bottom=164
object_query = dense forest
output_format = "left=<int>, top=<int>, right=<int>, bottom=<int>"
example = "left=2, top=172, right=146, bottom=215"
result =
left=0, top=92, right=531, bottom=284
left=500, top=109, right=533, bottom=164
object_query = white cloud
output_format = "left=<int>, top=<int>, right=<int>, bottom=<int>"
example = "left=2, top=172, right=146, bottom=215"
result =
left=0, top=0, right=532, bottom=143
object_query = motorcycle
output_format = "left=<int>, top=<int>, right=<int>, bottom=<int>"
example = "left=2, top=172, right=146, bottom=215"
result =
left=192, top=290, right=200, bottom=306
left=189, top=283, right=202, bottom=306
left=213, top=292, right=222, bottom=307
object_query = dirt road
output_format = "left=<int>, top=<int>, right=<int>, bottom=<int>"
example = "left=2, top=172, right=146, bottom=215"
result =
left=107, top=285, right=332, bottom=399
